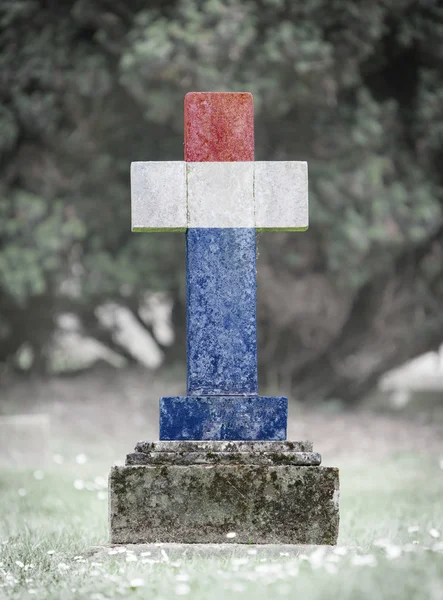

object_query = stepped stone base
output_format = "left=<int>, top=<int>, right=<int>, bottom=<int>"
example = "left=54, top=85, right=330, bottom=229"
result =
left=109, top=441, right=339, bottom=545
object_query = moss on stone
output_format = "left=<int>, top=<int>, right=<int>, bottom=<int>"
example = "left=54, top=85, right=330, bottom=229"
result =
left=110, top=464, right=339, bottom=545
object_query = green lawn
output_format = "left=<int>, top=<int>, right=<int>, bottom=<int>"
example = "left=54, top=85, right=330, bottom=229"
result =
left=1, top=451, right=442, bottom=599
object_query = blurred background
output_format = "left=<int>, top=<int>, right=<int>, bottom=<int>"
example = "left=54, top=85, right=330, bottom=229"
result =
left=1, top=7, right=443, bottom=598
left=1, top=0, right=443, bottom=429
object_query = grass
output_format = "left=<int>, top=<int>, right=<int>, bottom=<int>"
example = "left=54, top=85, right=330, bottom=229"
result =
left=0, top=451, right=442, bottom=600
left=1, top=370, right=442, bottom=599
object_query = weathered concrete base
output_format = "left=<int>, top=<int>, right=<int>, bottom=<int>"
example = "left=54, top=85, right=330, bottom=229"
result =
left=109, top=441, right=339, bottom=545
left=127, top=440, right=320, bottom=466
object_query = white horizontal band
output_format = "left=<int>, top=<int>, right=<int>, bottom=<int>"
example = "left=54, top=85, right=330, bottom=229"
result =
left=131, top=161, right=308, bottom=231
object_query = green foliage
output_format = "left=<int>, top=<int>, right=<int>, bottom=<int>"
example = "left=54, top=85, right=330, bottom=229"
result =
left=1, top=0, right=443, bottom=372
left=0, top=191, right=85, bottom=304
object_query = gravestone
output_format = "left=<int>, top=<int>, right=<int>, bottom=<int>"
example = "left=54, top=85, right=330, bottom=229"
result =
left=109, top=92, right=339, bottom=544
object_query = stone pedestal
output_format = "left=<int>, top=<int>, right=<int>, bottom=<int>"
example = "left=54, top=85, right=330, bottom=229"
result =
left=109, top=441, right=339, bottom=545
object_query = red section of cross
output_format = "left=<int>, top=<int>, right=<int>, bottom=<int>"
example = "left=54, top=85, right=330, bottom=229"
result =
left=184, top=92, right=254, bottom=163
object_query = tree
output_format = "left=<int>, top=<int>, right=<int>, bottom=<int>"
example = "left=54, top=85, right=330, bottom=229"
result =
left=1, top=0, right=443, bottom=402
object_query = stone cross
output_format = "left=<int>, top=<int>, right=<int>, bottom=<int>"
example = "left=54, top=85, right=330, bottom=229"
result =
left=109, top=93, right=338, bottom=546
left=131, top=92, right=308, bottom=441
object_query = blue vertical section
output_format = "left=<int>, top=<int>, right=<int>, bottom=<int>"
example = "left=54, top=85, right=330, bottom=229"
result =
left=159, top=226, right=288, bottom=440
left=186, top=228, right=258, bottom=396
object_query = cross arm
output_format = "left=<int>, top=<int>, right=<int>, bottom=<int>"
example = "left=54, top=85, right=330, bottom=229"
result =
left=131, top=161, right=308, bottom=231
left=131, top=161, right=187, bottom=232
left=255, top=161, right=308, bottom=231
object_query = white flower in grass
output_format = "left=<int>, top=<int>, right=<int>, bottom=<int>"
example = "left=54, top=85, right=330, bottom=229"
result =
left=28, top=589, right=36, bottom=595
left=286, top=561, right=299, bottom=578
left=108, top=549, right=119, bottom=555
left=309, top=547, right=327, bottom=568
left=140, top=551, right=151, bottom=557
left=161, top=549, right=170, bottom=562
left=57, top=563, right=70, bottom=572
left=33, top=470, right=44, bottom=481
left=226, top=532, right=236, bottom=539
left=15, top=561, right=24, bottom=568
left=373, top=538, right=391, bottom=548
left=73, top=480, right=84, bottom=490
left=18, top=489, right=27, bottom=497
left=129, top=578, right=145, bottom=589
left=351, top=554, right=377, bottom=567
left=255, top=563, right=283, bottom=574
left=231, top=557, right=249, bottom=567
left=76, top=453, right=88, bottom=465
left=324, top=562, right=338, bottom=575
left=175, top=583, right=191, bottom=595
left=326, top=554, right=340, bottom=564
left=385, top=545, right=402, bottom=560
left=5, top=573, right=18, bottom=584
left=126, top=554, right=137, bottom=563
left=429, top=528, right=441, bottom=539
left=408, top=525, right=420, bottom=533
left=47, top=550, right=55, bottom=555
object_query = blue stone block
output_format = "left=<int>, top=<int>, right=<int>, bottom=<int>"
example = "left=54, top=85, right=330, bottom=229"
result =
left=186, top=228, right=258, bottom=395
left=160, top=396, right=288, bottom=441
